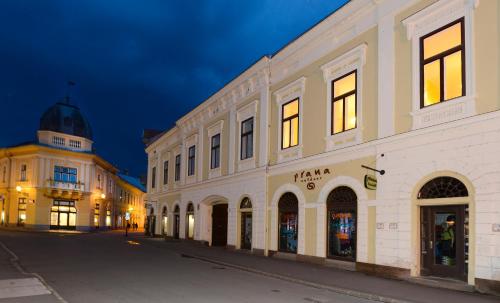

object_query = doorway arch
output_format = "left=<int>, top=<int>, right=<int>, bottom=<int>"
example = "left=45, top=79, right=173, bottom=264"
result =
left=173, top=204, right=180, bottom=239
left=161, top=206, right=168, bottom=236
left=239, top=197, right=252, bottom=250
left=278, top=192, right=298, bottom=253
left=326, top=186, right=357, bottom=261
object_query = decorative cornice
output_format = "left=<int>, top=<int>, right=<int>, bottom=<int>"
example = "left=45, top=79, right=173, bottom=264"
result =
left=321, top=44, right=367, bottom=82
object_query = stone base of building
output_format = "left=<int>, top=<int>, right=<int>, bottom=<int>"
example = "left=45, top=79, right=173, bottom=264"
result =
left=356, top=262, right=411, bottom=280
left=475, top=278, right=500, bottom=296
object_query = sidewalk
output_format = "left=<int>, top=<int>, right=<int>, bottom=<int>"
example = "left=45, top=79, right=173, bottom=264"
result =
left=137, top=236, right=499, bottom=303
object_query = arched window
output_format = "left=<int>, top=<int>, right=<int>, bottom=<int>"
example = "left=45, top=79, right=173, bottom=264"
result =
left=186, top=203, right=194, bottom=239
left=240, top=197, right=252, bottom=209
left=417, top=176, right=468, bottom=199
left=162, top=206, right=167, bottom=215
left=149, top=208, right=154, bottom=216
left=327, top=186, right=357, bottom=260
left=278, top=192, right=298, bottom=253
left=174, top=205, right=180, bottom=214
left=186, top=203, right=194, bottom=213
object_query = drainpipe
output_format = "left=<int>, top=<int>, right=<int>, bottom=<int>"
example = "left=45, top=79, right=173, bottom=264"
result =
left=264, top=58, right=271, bottom=257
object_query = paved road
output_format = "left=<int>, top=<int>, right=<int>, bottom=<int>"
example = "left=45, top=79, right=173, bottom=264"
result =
left=0, top=230, right=375, bottom=303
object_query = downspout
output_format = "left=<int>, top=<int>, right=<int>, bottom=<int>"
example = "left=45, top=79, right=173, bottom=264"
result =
left=264, top=57, right=271, bottom=257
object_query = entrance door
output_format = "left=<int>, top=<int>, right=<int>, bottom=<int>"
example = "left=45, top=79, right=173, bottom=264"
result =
left=212, top=204, right=228, bottom=246
left=50, top=201, right=77, bottom=230
left=241, top=212, right=252, bottom=249
left=421, top=205, right=466, bottom=281
left=174, top=214, right=180, bottom=239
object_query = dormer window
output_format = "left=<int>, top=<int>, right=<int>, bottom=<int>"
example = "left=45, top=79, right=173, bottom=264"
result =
left=69, top=140, right=81, bottom=148
left=52, top=136, right=65, bottom=146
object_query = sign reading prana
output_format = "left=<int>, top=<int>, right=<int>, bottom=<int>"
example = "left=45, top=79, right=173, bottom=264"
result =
left=294, top=168, right=331, bottom=190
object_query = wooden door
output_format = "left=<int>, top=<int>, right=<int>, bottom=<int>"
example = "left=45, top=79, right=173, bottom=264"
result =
left=212, top=204, right=228, bottom=246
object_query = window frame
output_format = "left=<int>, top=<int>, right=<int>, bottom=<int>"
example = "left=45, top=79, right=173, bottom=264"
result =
left=331, top=70, right=357, bottom=135
left=281, top=98, right=300, bottom=150
left=151, top=167, right=156, bottom=189
left=54, top=166, right=78, bottom=183
left=20, top=164, right=27, bottom=181
left=419, top=18, right=465, bottom=109
left=163, top=160, right=169, bottom=185
left=187, top=146, right=196, bottom=176
left=174, top=154, right=181, bottom=181
left=240, top=117, right=254, bottom=160
left=210, top=133, right=221, bottom=170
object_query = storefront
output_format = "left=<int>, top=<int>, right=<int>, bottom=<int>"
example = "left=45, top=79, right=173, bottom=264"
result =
left=327, top=186, right=357, bottom=261
left=278, top=192, right=298, bottom=253
left=240, top=197, right=252, bottom=250
left=50, top=200, right=77, bottom=230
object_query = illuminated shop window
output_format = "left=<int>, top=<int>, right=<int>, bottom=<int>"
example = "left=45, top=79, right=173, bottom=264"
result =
left=281, top=99, right=299, bottom=149
left=50, top=200, right=76, bottom=230
left=17, top=198, right=27, bottom=226
left=94, top=203, right=100, bottom=228
left=186, top=203, right=194, bottom=239
left=332, top=71, right=357, bottom=134
left=421, top=19, right=464, bottom=107
left=106, top=210, right=111, bottom=227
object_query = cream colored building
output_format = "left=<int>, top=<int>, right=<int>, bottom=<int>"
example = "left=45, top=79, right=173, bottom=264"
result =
left=145, top=0, right=500, bottom=294
left=0, top=99, right=146, bottom=231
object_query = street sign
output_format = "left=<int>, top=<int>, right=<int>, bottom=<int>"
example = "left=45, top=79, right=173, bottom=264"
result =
left=364, top=174, right=377, bottom=190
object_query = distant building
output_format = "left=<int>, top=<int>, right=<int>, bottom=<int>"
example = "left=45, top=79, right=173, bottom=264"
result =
left=144, top=0, right=500, bottom=295
left=0, top=98, right=145, bottom=231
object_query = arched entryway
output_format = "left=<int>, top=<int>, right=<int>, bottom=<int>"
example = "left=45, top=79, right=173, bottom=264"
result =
left=146, top=208, right=156, bottom=236
left=240, top=197, right=252, bottom=250
left=278, top=192, right=298, bottom=253
left=212, top=203, right=228, bottom=246
left=161, top=206, right=168, bottom=236
left=418, top=176, right=469, bottom=281
left=327, top=186, right=357, bottom=260
left=186, top=203, right=195, bottom=240
left=173, top=205, right=180, bottom=239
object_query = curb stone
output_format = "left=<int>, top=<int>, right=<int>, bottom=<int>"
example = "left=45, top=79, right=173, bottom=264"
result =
left=185, top=253, right=413, bottom=303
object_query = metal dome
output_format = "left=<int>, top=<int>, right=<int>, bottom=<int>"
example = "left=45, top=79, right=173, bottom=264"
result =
left=39, top=99, right=93, bottom=140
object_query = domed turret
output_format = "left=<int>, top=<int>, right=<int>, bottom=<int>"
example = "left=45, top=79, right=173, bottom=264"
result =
left=39, top=99, right=93, bottom=140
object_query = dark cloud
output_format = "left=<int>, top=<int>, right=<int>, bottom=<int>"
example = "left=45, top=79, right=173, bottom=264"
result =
left=0, top=0, right=347, bottom=176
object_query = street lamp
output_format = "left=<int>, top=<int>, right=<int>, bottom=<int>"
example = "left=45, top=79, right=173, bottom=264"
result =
left=16, top=185, right=22, bottom=192
left=101, top=193, right=106, bottom=199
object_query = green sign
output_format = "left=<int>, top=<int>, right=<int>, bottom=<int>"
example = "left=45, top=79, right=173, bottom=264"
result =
left=364, top=175, right=377, bottom=190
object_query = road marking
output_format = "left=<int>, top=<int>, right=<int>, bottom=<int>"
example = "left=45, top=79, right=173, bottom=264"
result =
left=0, top=278, right=51, bottom=299
left=0, top=240, right=68, bottom=303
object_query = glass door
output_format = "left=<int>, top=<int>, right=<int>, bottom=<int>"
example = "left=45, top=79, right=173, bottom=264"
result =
left=279, top=212, right=297, bottom=253
left=421, top=205, right=466, bottom=281
left=241, top=212, right=252, bottom=250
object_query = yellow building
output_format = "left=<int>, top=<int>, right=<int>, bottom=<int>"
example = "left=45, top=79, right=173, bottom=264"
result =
left=0, top=98, right=145, bottom=231
left=145, top=0, right=500, bottom=295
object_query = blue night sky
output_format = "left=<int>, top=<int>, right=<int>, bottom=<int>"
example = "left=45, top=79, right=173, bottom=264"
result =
left=0, top=0, right=347, bottom=178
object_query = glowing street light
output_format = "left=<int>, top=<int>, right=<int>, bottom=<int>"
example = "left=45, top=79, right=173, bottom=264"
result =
left=100, top=193, right=106, bottom=199
left=15, top=185, right=22, bottom=192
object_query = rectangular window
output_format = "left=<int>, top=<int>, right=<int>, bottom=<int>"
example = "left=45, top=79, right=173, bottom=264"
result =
left=163, top=161, right=169, bottom=185
left=420, top=18, right=464, bottom=108
left=97, top=174, right=102, bottom=189
left=2, top=166, right=5, bottom=183
left=175, top=155, right=181, bottom=181
left=52, top=136, right=65, bottom=146
left=20, top=164, right=27, bottom=181
left=94, top=203, right=100, bottom=228
left=210, top=134, right=221, bottom=169
left=54, top=166, right=78, bottom=183
left=18, top=198, right=27, bottom=225
left=240, top=118, right=254, bottom=160
left=281, top=99, right=299, bottom=149
left=69, top=140, right=81, bottom=148
left=332, top=71, right=357, bottom=134
left=187, top=146, right=196, bottom=176
left=151, top=167, right=156, bottom=189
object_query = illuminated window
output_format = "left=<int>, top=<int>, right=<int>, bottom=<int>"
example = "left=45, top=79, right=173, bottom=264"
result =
left=281, top=99, right=299, bottom=149
left=186, top=203, right=194, bottom=239
left=240, top=118, right=253, bottom=160
left=17, top=198, right=27, bottom=226
left=54, top=166, right=77, bottom=183
left=106, top=210, right=111, bottom=227
left=187, top=146, right=196, bottom=176
left=421, top=19, right=464, bottom=107
left=175, top=155, right=181, bottom=181
left=151, top=167, right=156, bottom=188
left=332, top=71, right=357, bottom=134
left=210, top=134, right=221, bottom=169
left=94, top=203, right=100, bottom=228
left=163, top=161, right=169, bottom=185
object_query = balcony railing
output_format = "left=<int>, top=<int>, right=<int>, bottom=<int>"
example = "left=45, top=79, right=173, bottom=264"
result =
left=45, top=179, right=85, bottom=195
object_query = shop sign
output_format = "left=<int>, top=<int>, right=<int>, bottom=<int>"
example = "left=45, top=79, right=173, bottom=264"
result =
left=294, top=168, right=331, bottom=191
left=364, top=174, right=377, bottom=190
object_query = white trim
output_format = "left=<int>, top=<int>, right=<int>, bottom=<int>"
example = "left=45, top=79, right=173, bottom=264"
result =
left=274, top=77, right=306, bottom=163
left=236, top=100, right=259, bottom=172
left=321, top=44, right=366, bottom=152
left=402, top=0, right=479, bottom=130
